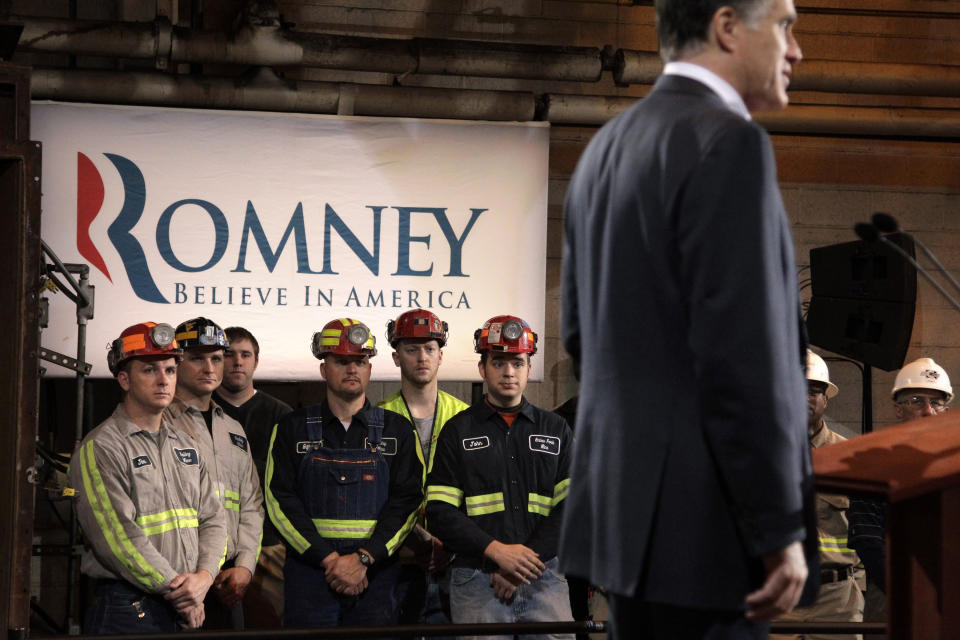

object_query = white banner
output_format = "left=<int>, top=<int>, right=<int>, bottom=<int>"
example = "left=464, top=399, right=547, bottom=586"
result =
left=34, top=102, right=549, bottom=381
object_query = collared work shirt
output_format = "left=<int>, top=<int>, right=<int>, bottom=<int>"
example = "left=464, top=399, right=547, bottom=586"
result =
left=69, top=404, right=227, bottom=593
left=809, top=423, right=861, bottom=571
left=165, top=397, right=264, bottom=574
left=425, top=398, right=572, bottom=568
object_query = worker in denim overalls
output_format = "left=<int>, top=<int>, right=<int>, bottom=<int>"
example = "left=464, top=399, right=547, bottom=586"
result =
left=265, top=318, right=424, bottom=629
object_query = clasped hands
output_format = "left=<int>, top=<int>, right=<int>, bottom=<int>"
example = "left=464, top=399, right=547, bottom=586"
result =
left=484, top=540, right=546, bottom=604
left=323, top=550, right=370, bottom=596
left=164, top=570, right=214, bottom=629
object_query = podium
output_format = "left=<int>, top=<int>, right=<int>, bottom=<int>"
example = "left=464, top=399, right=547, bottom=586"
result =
left=813, top=411, right=960, bottom=640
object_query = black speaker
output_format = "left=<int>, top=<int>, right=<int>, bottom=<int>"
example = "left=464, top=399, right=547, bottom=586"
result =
left=806, top=233, right=916, bottom=371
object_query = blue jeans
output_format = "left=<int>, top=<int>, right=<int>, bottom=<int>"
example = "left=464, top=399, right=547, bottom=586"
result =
left=284, top=555, right=402, bottom=630
left=84, top=579, right=181, bottom=634
left=449, top=557, right=573, bottom=640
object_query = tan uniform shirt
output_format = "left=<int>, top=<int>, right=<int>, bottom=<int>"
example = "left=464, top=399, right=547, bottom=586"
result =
left=165, top=397, right=264, bottom=574
left=809, top=423, right=861, bottom=572
left=69, top=405, right=227, bottom=593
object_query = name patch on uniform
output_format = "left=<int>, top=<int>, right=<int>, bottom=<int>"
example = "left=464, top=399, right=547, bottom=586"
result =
left=229, top=433, right=248, bottom=452
left=529, top=435, right=560, bottom=455
left=362, top=473, right=376, bottom=482
left=132, top=455, right=152, bottom=468
left=364, top=437, right=398, bottom=455
left=296, top=440, right=323, bottom=454
left=462, top=436, right=490, bottom=451
left=174, top=448, right=199, bottom=465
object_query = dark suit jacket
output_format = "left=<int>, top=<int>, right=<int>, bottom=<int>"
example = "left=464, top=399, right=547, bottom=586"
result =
left=558, top=73, right=817, bottom=610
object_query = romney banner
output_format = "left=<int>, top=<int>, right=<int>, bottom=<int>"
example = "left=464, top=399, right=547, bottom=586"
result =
left=34, top=102, right=549, bottom=380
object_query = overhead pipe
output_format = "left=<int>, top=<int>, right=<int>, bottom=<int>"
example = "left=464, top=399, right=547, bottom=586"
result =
left=613, top=49, right=960, bottom=98
left=19, top=15, right=960, bottom=97
left=31, top=68, right=960, bottom=139
left=31, top=68, right=537, bottom=121
left=14, top=16, right=603, bottom=82
left=788, top=60, right=960, bottom=98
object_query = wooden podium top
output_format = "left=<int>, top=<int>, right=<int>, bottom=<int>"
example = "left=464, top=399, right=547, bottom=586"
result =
left=812, top=411, right=960, bottom=502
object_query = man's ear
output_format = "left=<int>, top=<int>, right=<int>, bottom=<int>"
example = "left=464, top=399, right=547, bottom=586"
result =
left=711, top=5, right=740, bottom=53
left=117, top=370, right=131, bottom=392
left=319, top=360, right=328, bottom=381
left=392, top=352, right=401, bottom=367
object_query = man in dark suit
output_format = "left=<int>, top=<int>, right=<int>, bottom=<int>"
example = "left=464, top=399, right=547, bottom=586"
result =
left=559, top=0, right=816, bottom=638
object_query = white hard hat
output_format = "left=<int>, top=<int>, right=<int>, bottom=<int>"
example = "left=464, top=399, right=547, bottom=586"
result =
left=806, top=350, right=838, bottom=398
left=892, top=357, right=953, bottom=402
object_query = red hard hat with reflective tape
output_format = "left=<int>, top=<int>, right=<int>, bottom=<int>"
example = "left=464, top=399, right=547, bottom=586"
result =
left=474, top=315, right=537, bottom=355
left=107, top=322, right=182, bottom=376
left=386, top=309, right=448, bottom=348
left=311, top=318, right=377, bottom=359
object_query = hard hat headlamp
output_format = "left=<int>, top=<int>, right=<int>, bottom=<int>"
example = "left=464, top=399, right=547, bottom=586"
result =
left=501, top=320, right=523, bottom=341
left=347, top=325, right=370, bottom=346
left=151, top=323, right=176, bottom=348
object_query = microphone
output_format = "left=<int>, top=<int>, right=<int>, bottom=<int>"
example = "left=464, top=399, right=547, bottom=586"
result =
left=855, top=216, right=960, bottom=314
left=871, top=212, right=960, bottom=296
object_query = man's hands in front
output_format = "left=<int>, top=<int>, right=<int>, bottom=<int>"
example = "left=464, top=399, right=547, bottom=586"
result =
left=484, top=540, right=544, bottom=584
left=490, top=570, right=521, bottom=603
left=213, top=566, right=253, bottom=608
left=165, top=570, right=214, bottom=628
left=178, top=603, right=205, bottom=629
left=323, top=551, right=369, bottom=596
left=745, top=540, right=808, bottom=620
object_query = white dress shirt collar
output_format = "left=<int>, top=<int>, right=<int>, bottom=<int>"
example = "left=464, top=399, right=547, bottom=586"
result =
left=662, top=61, right=751, bottom=121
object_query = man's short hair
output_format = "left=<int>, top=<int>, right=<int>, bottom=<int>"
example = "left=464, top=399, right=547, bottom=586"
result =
left=224, top=326, right=260, bottom=360
left=656, top=0, right=771, bottom=61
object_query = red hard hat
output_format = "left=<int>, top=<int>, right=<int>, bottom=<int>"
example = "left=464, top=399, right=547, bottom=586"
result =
left=107, top=322, right=182, bottom=376
left=474, top=315, right=537, bottom=355
left=311, top=318, right=377, bottom=359
left=386, top=309, right=448, bottom=348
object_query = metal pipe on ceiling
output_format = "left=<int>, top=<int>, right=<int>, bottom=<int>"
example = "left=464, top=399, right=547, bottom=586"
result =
left=17, top=15, right=960, bottom=98
left=31, top=68, right=960, bottom=139
left=613, top=50, right=960, bottom=98
left=14, top=16, right=603, bottom=82
left=31, top=68, right=537, bottom=121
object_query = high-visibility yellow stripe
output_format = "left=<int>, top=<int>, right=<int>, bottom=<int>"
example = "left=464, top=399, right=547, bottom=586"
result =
left=265, top=424, right=310, bottom=554
left=385, top=505, right=418, bottom=556
left=219, top=536, right=228, bottom=570
left=135, top=508, right=198, bottom=526
left=225, top=490, right=240, bottom=501
left=225, top=500, right=241, bottom=513
left=553, top=478, right=570, bottom=504
left=312, top=518, right=377, bottom=539
left=465, top=492, right=505, bottom=516
left=426, top=485, right=463, bottom=507
left=80, top=441, right=166, bottom=590
left=820, top=544, right=856, bottom=555
left=819, top=535, right=856, bottom=554
left=141, top=517, right=199, bottom=537
left=528, top=492, right=553, bottom=516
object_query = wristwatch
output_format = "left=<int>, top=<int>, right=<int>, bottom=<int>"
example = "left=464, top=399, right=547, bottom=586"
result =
left=357, top=550, right=374, bottom=567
